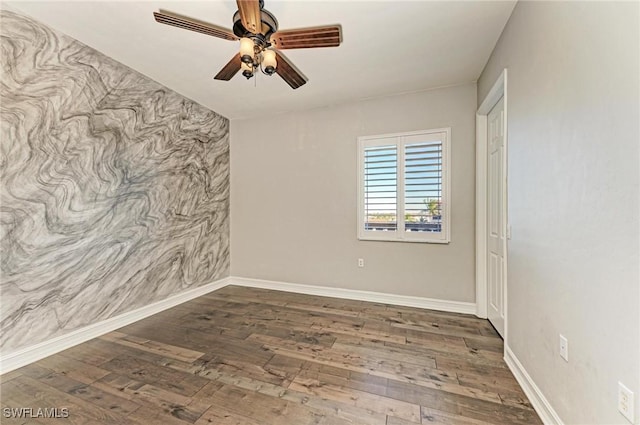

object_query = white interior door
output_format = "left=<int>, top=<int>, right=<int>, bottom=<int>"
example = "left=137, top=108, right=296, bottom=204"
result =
left=487, top=96, right=505, bottom=338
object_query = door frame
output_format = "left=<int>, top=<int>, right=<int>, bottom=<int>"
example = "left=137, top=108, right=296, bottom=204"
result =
left=475, top=69, right=508, bottom=339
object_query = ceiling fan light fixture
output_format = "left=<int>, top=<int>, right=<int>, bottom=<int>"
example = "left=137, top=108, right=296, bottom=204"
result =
left=154, top=0, right=342, bottom=89
left=239, top=37, right=255, bottom=63
left=241, top=62, right=254, bottom=79
left=262, top=49, right=277, bottom=75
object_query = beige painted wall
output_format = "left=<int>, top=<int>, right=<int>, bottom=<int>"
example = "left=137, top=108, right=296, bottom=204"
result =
left=231, top=83, right=476, bottom=302
left=478, top=2, right=639, bottom=423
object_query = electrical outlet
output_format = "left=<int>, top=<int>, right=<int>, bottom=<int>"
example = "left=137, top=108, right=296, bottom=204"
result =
left=559, top=335, right=568, bottom=362
left=357, top=258, right=364, bottom=268
left=619, top=382, right=635, bottom=423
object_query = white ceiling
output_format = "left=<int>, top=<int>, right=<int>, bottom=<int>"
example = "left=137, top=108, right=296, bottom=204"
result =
left=5, top=1, right=516, bottom=120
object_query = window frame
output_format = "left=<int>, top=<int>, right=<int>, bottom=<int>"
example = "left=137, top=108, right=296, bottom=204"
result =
left=357, top=128, right=451, bottom=244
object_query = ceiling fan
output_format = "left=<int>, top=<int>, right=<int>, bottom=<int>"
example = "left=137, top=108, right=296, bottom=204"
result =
left=153, top=0, right=343, bottom=89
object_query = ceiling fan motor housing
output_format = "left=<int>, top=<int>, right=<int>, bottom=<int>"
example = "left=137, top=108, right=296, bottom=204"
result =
left=232, top=8, right=278, bottom=44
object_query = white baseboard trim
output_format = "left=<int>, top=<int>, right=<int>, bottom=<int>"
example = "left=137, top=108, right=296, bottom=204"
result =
left=228, top=276, right=476, bottom=315
left=504, top=345, right=563, bottom=425
left=0, top=276, right=231, bottom=375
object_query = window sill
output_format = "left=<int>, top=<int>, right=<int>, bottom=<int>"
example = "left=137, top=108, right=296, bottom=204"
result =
left=358, top=235, right=450, bottom=244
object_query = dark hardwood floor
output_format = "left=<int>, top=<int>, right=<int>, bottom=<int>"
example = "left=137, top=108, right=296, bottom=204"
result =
left=1, top=286, right=541, bottom=424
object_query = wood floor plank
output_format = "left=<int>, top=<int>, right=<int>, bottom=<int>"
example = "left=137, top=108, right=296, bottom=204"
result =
left=205, top=383, right=356, bottom=425
left=498, top=391, right=536, bottom=411
left=129, top=406, right=194, bottom=425
left=250, top=334, right=463, bottom=392
left=99, top=354, right=208, bottom=397
left=180, top=309, right=338, bottom=348
left=1, top=378, right=55, bottom=424
left=386, top=379, right=542, bottom=425
left=297, top=363, right=389, bottom=395
left=420, top=406, right=497, bottom=425
left=290, top=374, right=421, bottom=423
left=38, top=371, right=141, bottom=416
left=331, top=341, right=440, bottom=370
left=297, top=356, right=504, bottom=405
left=335, top=333, right=510, bottom=371
left=101, top=333, right=205, bottom=363
left=6, top=375, right=136, bottom=424
left=455, top=369, right=528, bottom=396
left=0, top=369, right=22, bottom=385
left=0, top=286, right=541, bottom=424
left=195, top=356, right=292, bottom=386
left=57, top=340, right=120, bottom=367
left=93, top=373, right=210, bottom=423
left=35, top=354, right=110, bottom=385
left=184, top=359, right=388, bottom=425
left=195, top=406, right=265, bottom=425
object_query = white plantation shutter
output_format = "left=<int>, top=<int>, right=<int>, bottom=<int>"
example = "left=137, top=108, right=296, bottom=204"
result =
left=404, top=141, right=443, bottom=233
left=358, top=129, right=450, bottom=243
left=364, top=145, right=397, bottom=231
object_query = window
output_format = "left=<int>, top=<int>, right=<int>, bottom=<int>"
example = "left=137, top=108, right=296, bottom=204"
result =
left=357, top=128, right=450, bottom=243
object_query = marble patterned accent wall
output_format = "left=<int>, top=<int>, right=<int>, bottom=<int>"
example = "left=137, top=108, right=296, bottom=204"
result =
left=0, top=9, right=230, bottom=353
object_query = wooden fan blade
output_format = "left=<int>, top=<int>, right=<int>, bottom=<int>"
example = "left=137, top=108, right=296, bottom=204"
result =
left=154, top=10, right=238, bottom=41
left=236, top=0, right=262, bottom=34
left=214, top=53, right=242, bottom=81
left=271, top=25, right=342, bottom=49
left=275, top=51, right=307, bottom=89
